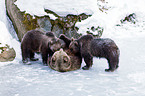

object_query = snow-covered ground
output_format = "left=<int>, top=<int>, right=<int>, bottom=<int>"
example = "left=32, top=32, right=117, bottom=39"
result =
left=1, top=0, right=145, bottom=96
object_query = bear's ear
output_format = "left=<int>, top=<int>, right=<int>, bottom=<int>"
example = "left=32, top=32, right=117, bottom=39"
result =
left=71, top=37, right=75, bottom=41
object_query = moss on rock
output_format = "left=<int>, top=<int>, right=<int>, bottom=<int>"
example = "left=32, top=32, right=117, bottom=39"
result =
left=23, top=13, right=39, bottom=31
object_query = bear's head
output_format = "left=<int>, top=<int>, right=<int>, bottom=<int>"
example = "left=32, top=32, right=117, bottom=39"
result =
left=48, top=48, right=82, bottom=72
left=69, top=38, right=80, bottom=54
left=49, top=38, right=66, bottom=52
left=48, top=48, right=71, bottom=72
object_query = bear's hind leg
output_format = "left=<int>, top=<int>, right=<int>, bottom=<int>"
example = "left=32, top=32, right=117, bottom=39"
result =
left=30, top=51, right=39, bottom=61
left=105, top=58, right=118, bottom=72
left=105, top=49, right=120, bottom=72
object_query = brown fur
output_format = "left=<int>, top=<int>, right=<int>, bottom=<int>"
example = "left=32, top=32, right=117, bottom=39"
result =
left=48, top=34, right=82, bottom=72
left=21, top=30, right=63, bottom=65
left=48, top=48, right=82, bottom=72
left=69, top=35, right=120, bottom=72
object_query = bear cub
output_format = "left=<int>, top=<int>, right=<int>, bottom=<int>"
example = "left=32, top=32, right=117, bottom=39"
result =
left=69, top=34, right=120, bottom=72
left=21, top=30, right=64, bottom=65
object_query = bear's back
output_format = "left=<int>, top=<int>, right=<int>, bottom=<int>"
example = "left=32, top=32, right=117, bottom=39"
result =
left=90, top=38, right=119, bottom=57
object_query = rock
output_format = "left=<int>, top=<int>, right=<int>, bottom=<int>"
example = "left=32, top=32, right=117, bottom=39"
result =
left=86, top=26, right=104, bottom=38
left=98, top=0, right=109, bottom=14
left=6, top=0, right=91, bottom=41
left=37, top=16, right=52, bottom=32
left=6, top=0, right=32, bottom=41
left=120, top=13, right=136, bottom=24
left=0, top=43, right=16, bottom=62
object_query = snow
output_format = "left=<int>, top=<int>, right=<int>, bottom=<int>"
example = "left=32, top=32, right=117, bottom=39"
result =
left=14, top=0, right=145, bottom=37
left=1, top=0, right=145, bottom=96
left=0, top=0, right=21, bottom=66
left=0, top=21, right=21, bottom=67
left=14, top=0, right=94, bottom=17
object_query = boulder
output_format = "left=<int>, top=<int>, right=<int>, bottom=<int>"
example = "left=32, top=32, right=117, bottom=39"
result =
left=0, top=43, right=16, bottom=62
left=6, top=0, right=91, bottom=41
left=120, top=13, right=136, bottom=24
left=86, top=26, right=104, bottom=38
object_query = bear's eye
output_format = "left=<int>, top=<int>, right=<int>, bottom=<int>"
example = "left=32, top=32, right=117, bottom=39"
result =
left=63, top=56, right=70, bottom=68
left=70, top=48, right=73, bottom=52
left=63, top=57, right=68, bottom=63
left=51, top=57, right=56, bottom=68
left=52, top=57, right=56, bottom=63
left=48, top=42, right=53, bottom=47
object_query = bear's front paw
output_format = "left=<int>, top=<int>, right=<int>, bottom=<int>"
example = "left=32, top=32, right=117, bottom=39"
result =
left=105, top=68, right=115, bottom=72
left=22, top=60, right=31, bottom=65
left=43, top=63, right=48, bottom=66
left=30, top=58, right=39, bottom=61
left=82, top=66, right=90, bottom=70
left=22, top=59, right=28, bottom=63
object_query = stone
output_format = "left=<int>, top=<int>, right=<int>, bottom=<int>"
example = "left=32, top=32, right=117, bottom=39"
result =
left=6, top=0, right=91, bottom=41
left=120, top=13, right=136, bottom=24
left=0, top=43, right=16, bottom=62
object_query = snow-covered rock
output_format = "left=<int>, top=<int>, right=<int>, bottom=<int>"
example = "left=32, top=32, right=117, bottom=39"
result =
left=0, top=43, right=16, bottom=62
left=6, top=0, right=91, bottom=41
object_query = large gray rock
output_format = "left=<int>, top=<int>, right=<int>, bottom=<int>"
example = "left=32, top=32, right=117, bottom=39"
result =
left=6, top=0, right=91, bottom=41
left=0, top=43, right=16, bottom=62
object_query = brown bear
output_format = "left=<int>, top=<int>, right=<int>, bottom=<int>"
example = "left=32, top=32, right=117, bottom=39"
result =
left=68, top=34, right=120, bottom=72
left=48, top=48, right=82, bottom=72
left=48, top=34, right=82, bottom=72
left=21, top=30, right=64, bottom=65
